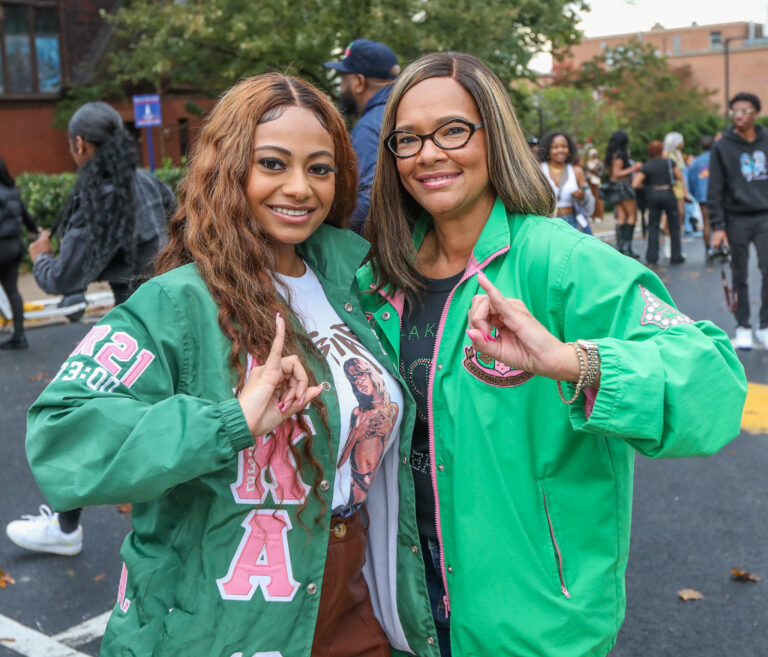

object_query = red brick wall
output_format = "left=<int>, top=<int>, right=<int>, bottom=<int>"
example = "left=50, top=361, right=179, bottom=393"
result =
left=555, top=22, right=768, bottom=113
left=0, top=96, right=215, bottom=175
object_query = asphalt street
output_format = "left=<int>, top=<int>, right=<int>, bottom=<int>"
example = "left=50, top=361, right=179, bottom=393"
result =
left=0, top=233, right=765, bottom=656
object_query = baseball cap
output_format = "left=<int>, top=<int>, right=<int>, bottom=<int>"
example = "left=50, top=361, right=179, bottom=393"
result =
left=324, top=40, right=400, bottom=80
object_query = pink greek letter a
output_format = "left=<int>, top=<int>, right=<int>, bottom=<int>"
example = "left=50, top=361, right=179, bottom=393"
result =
left=217, top=510, right=299, bottom=602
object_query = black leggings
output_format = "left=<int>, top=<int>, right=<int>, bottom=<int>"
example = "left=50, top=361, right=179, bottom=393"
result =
left=646, top=189, right=682, bottom=263
left=0, top=237, right=25, bottom=336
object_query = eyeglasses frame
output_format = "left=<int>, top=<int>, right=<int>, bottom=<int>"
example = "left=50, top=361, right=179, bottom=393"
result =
left=385, top=118, right=484, bottom=159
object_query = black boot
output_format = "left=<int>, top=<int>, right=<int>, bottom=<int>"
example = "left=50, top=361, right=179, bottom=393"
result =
left=615, top=223, right=627, bottom=254
left=0, top=334, right=28, bottom=350
left=623, top=224, right=640, bottom=258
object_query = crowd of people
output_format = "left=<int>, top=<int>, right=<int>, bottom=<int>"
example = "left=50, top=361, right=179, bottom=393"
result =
left=0, top=43, right=757, bottom=657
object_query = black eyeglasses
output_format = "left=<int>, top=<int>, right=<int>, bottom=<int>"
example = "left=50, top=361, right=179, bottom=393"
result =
left=385, top=118, right=484, bottom=158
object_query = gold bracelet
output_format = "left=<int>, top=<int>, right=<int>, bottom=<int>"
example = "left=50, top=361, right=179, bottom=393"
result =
left=557, top=342, right=585, bottom=405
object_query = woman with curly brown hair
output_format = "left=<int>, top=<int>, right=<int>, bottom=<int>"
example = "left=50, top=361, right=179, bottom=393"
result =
left=24, top=74, right=427, bottom=657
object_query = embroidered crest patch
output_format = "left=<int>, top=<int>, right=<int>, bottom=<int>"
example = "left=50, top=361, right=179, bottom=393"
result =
left=462, top=345, right=534, bottom=387
left=639, top=285, right=694, bottom=329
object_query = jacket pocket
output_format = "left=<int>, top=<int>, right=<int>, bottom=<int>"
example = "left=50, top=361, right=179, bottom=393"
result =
left=539, top=481, right=571, bottom=599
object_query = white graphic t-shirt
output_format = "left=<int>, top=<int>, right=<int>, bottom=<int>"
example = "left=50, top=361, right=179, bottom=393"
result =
left=275, top=264, right=403, bottom=511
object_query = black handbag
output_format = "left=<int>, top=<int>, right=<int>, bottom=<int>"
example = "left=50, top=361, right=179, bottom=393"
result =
left=598, top=181, right=612, bottom=200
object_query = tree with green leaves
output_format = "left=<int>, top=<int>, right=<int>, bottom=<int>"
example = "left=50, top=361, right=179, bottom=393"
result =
left=86, top=0, right=587, bottom=98
left=555, top=39, right=719, bottom=155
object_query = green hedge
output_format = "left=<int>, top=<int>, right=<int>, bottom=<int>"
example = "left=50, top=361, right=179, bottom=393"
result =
left=15, top=164, right=185, bottom=270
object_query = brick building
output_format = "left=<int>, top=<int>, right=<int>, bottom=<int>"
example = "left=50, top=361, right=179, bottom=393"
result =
left=0, top=0, right=213, bottom=176
left=555, top=20, right=768, bottom=115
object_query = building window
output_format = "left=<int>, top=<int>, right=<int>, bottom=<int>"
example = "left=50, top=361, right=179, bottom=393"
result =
left=0, top=2, right=62, bottom=95
left=710, top=31, right=723, bottom=48
left=673, top=35, right=681, bottom=53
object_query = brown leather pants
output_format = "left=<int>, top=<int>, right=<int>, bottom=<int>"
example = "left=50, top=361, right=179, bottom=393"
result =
left=311, top=508, right=390, bottom=657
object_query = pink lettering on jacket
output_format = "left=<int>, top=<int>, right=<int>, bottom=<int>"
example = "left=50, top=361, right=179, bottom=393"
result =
left=230, top=415, right=314, bottom=505
left=71, top=325, right=111, bottom=357
left=95, top=331, right=139, bottom=375
left=117, top=562, right=131, bottom=612
left=217, top=510, right=299, bottom=602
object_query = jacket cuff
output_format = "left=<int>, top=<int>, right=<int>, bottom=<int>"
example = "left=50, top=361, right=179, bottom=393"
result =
left=218, top=398, right=254, bottom=452
left=568, top=338, right=664, bottom=440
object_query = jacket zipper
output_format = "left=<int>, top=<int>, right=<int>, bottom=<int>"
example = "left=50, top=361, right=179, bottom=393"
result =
left=540, top=482, right=571, bottom=599
left=426, top=246, right=511, bottom=619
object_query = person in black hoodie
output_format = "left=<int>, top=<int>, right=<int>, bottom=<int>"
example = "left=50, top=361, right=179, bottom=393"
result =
left=708, top=92, right=768, bottom=350
left=0, top=157, right=39, bottom=349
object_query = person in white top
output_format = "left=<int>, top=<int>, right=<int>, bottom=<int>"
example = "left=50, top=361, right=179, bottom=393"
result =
left=539, top=131, right=592, bottom=234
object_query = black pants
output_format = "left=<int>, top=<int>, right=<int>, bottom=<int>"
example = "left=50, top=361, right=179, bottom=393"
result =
left=646, top=189, right=682, bottom=263
left=0, top=237, right=25, bottom=336
left=727, top=214, right=768, bottom=328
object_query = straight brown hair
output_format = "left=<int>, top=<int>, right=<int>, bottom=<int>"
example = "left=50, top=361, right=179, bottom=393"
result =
left=365, top=52, right=555, bottom=297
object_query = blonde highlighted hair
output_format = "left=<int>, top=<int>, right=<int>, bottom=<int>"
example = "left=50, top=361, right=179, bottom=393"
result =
left=365, top=52, right=555, bottom=296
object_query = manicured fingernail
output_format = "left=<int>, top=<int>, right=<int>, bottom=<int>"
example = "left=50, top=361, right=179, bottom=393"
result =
left=276, top=312, right=281, bottom=320
left=299, top=395, right=306, bottom=406
left=278, top=401, right=285, bottom=412
left=465, top=329, right=473, bottom=340
left=486, top=333, right=496, bottom=342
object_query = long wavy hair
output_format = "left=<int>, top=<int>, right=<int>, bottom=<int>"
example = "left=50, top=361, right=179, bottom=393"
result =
left=156, top=74, right=357, bottom=521
left=364, top=52, right=555, bottom=298
left=60, top=102, right=138, bottom=281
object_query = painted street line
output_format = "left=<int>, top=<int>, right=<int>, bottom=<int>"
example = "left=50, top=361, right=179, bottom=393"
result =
left=0, top=614, right=91, bottom=657
left=52, top=611, right=111, bottom=647
left=742, top=381, right=768, bottom=435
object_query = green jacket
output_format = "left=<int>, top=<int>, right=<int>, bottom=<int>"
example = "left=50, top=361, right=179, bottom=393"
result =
left=357, top=198, right=747, bottom=657
left=26, top=225, right=440, bottom=657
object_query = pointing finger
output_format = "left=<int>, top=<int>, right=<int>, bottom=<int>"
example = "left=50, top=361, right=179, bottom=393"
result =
left=264, top=313, right=286, bottom=372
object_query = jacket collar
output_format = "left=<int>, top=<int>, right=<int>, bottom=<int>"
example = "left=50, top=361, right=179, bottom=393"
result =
left=296, top=223, right=370, bottom=290
left=362, top=85, right=392, bottom=115
left=412, top=196, right=512, bottom=271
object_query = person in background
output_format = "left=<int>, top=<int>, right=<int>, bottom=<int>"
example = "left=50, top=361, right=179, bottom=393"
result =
left=604, top=129, right=641, bottom=257
left=584, top=147, right=604, bottom=222
left=6, top=102, right=175, bottom=557
left=325, top=39, right=399, bottom=233
left=539, top=131, right=592, bottom=234
left=663, top=132, right=690, bottom=239
left=708, top=92, right=768, bottom=350
left=688, top=135, right=714, bottom=254
left=632, top=140, right=686, bottom=265
left=0, top=156, right=39, bottom=350
left=361, top=51, right=746, bottom=657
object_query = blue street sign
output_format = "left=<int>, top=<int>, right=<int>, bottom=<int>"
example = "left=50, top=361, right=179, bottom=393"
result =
left=133, top=94, right=162, bottom=127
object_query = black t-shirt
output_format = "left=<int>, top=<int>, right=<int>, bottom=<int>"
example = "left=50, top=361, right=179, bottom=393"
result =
left=400, top=270, right=463, bottom=541
left=641, top=157, right=677, bottom=187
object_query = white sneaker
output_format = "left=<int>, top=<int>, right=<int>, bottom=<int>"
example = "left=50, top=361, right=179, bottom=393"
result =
left=5, top=505, right=83, bottom=556
left=663, top=237, right=671, bottom=260
left=732, top=327, right=754, bottom=351
left=756, top=328, right=768, bottom=349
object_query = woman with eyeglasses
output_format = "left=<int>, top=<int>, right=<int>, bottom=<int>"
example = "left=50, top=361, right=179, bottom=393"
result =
left=359, top=52, right=746, bottom=657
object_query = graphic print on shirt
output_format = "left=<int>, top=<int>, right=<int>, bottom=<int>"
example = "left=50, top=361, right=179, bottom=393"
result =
left=740, top=151, right=768, bottom=182
left=336, top=357, right=400, bottom=504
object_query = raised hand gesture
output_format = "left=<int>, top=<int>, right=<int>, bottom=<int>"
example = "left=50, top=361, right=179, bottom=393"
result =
left=466, top=272, right=584, bottom=384
left=238, top=313, right=324, bottom=438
